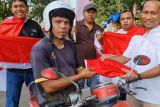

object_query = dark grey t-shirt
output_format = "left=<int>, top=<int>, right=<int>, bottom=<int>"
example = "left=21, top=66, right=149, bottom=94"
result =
left=30, top=37, right=81, bottom=104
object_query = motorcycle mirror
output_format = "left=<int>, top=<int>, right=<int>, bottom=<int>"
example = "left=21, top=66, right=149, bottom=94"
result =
left=41, top=67, right=59, bottom=80
left=133, top=55, right=150, bottom=65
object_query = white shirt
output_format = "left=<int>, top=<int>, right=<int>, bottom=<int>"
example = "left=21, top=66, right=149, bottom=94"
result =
left=116, top=28, right=127, bottom=34
left=123, top=25, right=160, bottom=104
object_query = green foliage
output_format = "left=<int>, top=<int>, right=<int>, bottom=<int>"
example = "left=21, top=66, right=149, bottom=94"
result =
left=30, top=0, right=55, bottom=20
left=0, top=0, right=12, bottom=21
left=92, top=0, right=147, bottom=24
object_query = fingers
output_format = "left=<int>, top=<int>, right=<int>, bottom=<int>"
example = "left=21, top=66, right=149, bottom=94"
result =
left=88, top=67, right=94, bottom=71
left=99, top=54, right=109, bottom=61
left=100, top=54, right=115, bottom=61
left=121, top=68, right=129, bottom=73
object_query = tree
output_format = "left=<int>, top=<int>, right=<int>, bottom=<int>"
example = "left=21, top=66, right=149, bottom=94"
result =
left=30, top=0, right=55, bottom=21
left=92, top=0, right=147, bottom=24
left=0, top=0, right=12, bottom=22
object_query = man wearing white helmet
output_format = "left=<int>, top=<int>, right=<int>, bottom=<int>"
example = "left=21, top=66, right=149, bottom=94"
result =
left=30, top=1, right=96, bottom=107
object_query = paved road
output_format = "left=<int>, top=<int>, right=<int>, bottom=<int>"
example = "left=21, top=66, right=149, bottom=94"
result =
left=0, top=84, right=29, bottom=107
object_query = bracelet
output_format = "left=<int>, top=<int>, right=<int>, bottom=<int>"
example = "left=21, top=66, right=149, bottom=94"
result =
left=137, top=73, right=142, bottom=80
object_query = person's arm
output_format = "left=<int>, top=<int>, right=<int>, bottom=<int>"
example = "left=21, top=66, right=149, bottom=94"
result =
left=100, top=54, right=130, bottom=64
left=40, top=68, right=95, bottom=94
left=120, top=65, right=160, bottom=80
left=141, top=65, right=160, bottom=79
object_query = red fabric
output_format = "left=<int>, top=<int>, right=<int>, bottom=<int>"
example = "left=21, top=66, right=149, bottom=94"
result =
left=0, top=36, right=40, bottom=63
left=0, top=17, right=26, bottom=37
left=103, top=26, right=146, bottom=55
left=127, top=25, right=146, bottom=35
left=103, top=32, right=132, bottom=55
left=86, top=59, right=136, bottom=78
left=88, top=26, right=145, bottom=77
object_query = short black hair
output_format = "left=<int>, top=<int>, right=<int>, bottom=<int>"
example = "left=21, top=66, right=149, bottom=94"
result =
left=120, top=9, right=134, bottom=18
left=11, top=0, right=28, bottom=7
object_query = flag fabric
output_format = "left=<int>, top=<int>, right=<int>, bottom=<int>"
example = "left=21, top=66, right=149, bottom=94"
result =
left=87, top=26, right=145, bottom=78
left=103, top=26, right=146, bottom=55
left=0, top=17, right=26, bottom=37
left=0, top=16, right=40, bottom=63
left=0, top=36, right=40, bottom=63
left=85, top=59, right=136, bottom=78
left=102, top=32, right=132, bottom=55
left=127, top=25, right=146, bottom=35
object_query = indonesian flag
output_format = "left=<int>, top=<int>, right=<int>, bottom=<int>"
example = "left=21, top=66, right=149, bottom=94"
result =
left=102, top=32, right=132, bottom=55
left=103, top=26, right=146, bottom=55
left=87, top=26, right=145, bottom=77
left=85, top=59, right=136, bottom=78
left=0, top=36, right=40, bottom=63
left=0, top=17, right=26, bottom=37
left=0, top=16, right=40, bottom=63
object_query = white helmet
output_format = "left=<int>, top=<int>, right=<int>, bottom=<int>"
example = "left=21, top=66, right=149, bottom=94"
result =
left=43, top=0, right=75, bottom=31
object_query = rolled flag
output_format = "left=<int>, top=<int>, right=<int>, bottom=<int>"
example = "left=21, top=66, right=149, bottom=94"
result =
left=85, top=59, right=136, bottom=78
left=94, top=30, right=103, bottom=56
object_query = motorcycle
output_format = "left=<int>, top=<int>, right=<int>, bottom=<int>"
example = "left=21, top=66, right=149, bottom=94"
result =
left=28, top=54, right=150, bottom=107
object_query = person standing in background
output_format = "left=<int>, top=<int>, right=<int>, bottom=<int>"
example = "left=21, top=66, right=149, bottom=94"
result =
left=76, top=3, right=104, bottom=88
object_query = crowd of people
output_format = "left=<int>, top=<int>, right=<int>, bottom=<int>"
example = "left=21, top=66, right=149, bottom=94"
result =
left=0, top=0, right=160, bottom=107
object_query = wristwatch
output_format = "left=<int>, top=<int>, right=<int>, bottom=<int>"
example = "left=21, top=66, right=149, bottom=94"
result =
left=137, top=73, right=142, bottom=80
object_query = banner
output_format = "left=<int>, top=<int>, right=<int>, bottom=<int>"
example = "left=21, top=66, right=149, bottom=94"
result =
left=0, top=36, right=40, bottom=63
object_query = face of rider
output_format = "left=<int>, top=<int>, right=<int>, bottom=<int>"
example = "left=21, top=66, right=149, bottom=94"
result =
left=51, top=16, right=70, bottom=40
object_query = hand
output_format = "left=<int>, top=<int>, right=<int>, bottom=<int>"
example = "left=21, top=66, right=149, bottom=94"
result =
left=78, top=68, right=96, bottom=79
left=120, top=68, right=138, bottom=82
left=96, top=34, right=103, bottom=41
left=100, top=54, right=115, bottom=61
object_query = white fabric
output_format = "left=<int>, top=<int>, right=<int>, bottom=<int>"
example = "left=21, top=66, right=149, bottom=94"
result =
left=116, top=28, right=127, bottom=34
left=123, top=25, right=160, bottom=104
left=0, top=69, right=6, bottom=91
left=0, top=62, right=31, bottom=69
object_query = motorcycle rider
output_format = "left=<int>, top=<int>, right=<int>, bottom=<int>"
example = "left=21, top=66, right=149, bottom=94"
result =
left=30, top=1, right=96, bottom=107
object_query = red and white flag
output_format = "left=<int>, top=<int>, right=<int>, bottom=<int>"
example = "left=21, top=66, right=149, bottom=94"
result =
left=103, top=26, right=146, bottom=55
left=0, top=36, right=40, bottom=63
left=85, top=59, right=136, bottom=78
left=86, top=26, right=146, bottom=77
left=0, top=17, right=40, bottom=63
